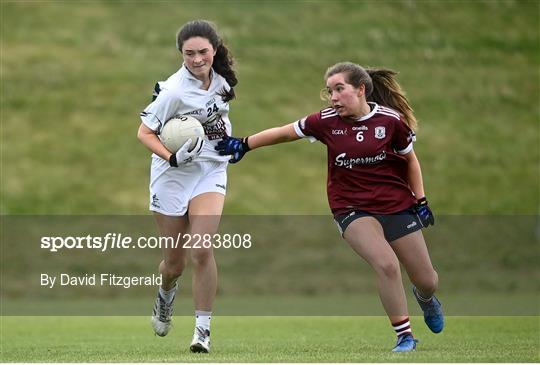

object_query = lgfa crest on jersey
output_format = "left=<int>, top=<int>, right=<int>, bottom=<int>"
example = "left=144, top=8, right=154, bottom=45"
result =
left=375, top=126, right=386, bottom=139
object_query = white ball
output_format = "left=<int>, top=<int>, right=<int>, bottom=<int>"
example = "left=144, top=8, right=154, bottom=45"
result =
left=159, top=115, right=205, bottom=153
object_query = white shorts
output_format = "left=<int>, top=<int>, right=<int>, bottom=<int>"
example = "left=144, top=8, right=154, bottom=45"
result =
left=149, top=157, right=227, bottom=216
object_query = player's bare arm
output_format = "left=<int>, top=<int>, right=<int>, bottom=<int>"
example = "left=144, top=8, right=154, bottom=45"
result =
left=137, top=123, right=173, bottom=161
left=403, top=150, right=425, bottom=199
left=247, top=123, right=300, bottom=150
left=215, top=123, right=300, bottom=163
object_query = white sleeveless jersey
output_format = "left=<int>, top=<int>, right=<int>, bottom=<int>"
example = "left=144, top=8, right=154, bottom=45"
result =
left=140, top=65, right=232, bottom=164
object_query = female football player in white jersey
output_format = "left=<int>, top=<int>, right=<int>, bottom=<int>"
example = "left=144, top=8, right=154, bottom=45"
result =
left=137, top=20, right=238, bottom=353
left=216, top=62, right=444, bottom=353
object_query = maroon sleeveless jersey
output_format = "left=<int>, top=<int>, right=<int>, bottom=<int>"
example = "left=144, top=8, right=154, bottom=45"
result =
left=293, top=102, right=417, bottom=215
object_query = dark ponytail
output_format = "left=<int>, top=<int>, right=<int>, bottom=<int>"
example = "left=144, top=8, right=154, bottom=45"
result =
left=212, top=42, right=237, bottom=102
left=176, top=20, right=237, bottom=102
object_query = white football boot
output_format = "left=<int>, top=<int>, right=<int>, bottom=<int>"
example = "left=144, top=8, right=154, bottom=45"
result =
left=189, top=326, right=211, bottom=353
left=151, top=290, right=175, bottom=336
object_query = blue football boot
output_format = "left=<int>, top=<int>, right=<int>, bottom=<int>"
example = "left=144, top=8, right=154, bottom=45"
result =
left=392, top=333, right=418, bottom=352
left=413, top=286, right=444, bottom=333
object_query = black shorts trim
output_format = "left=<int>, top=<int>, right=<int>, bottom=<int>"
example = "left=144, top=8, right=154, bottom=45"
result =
left=334, top=208, right=423, bottom=242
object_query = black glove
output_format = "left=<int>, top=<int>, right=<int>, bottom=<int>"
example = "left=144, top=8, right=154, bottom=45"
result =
left=215, top=136, right=251, bottom=163
left=415, top=197, right=435, bottom=227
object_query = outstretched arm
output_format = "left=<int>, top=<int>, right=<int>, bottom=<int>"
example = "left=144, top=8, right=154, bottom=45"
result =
left=216, top=123, right=301, bottom=163
left=246, top=123, right=301, bottom=150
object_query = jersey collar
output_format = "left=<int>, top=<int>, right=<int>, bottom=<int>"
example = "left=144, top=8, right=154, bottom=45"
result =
left=353, top=102, right=378, bottom=122
left=180, top=64, right=215, bottom=87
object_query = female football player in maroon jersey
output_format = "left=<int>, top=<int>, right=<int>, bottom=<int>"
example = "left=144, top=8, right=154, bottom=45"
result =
left=216, top=62, right=443, bottom=352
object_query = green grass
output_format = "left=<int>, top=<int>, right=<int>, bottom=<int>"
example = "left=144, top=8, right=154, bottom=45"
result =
left=1, top=316, right=539, bottom=362
left=3, top=293, right=539, bottom=317
left=1, top=1, right=539, bottom=214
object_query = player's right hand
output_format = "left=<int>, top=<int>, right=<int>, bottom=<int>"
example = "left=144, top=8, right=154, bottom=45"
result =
left=169, top=137, right=203, bottom=167
left=215, top=136, right=251, bottom=164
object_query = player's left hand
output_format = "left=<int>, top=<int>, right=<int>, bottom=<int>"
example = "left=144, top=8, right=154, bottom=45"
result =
left=415, top=197, right=435, bottom=227
left=169, top=137, right=204, bottom=167
left=215, top=136, right=251, bottom=163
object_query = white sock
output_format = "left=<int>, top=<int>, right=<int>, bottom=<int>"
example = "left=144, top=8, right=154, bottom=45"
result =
left=159, top=284, right=177, bottom=304
left=195, top=310, right=212, bottom=332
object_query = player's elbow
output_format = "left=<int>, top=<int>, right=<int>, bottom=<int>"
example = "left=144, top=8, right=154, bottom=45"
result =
left=136, top=131, right=146, bottom=145
left=137, top=124, right=150, bottom=143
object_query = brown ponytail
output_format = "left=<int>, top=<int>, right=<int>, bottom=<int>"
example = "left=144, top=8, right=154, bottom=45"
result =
left=366, top=68, right=417, bottom=131
left=325, top=62, right=417, bottom=130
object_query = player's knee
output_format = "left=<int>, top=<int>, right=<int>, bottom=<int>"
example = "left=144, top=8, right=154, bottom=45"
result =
left=375, top=258, right=401, bottom=280
left=190, top=248, right=214, bottom=267
left=416, top=270, right=439, bottom=295
left=160, top=258, right=186, bottom=279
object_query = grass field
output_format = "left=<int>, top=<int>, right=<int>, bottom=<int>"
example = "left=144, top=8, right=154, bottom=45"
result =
left=1, top=316, right=539, bottom=362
